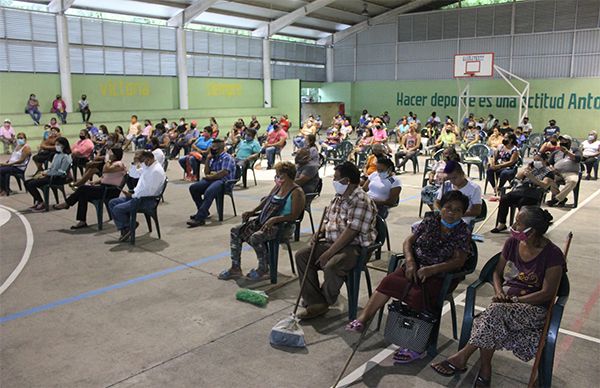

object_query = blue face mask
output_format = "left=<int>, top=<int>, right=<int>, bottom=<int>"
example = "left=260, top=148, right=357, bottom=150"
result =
left=245, top=136, right=253, bottom=141
left=441, top=218, right=461, bottom=229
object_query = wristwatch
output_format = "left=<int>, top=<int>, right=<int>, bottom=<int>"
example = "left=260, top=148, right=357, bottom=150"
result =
left=511, top=296, right=519, bottom=303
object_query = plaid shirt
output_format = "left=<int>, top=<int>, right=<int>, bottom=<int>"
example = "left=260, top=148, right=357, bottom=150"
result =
left=209, top=152, right=237, bottom=183
left=324, top=186, right=377, bottom=247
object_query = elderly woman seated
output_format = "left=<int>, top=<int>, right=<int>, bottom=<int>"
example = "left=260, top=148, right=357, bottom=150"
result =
left=431, top=206, right=564, bottom=387
left=491, top=152, right=554, bottom=233
left=346, top=191, right=472, bottom=362
left=218, top=161, right=306, bottom=281
left=362, top=157, right=401, bottom=219
left=53, top=148, right=127, bottom=229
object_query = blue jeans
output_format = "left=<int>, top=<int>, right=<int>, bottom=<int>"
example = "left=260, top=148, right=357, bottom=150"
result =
left=27, top=108, right=41, bottom=124
left=262, top=146, right=280, bottom=168
left=179, top=156, right=200, bottom=176
left=108, top=197, right=154, bottom=231
left=189, top=179, right=225, bottom=220
left=55, top=111, right=67, bottom=124
left=293, top=136, right=305, bottom=149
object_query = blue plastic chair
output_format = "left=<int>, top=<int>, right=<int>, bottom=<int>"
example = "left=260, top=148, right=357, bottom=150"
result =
left=294, top=177, right=323, bottom=242
left=458, top=253, right=569, bottom=387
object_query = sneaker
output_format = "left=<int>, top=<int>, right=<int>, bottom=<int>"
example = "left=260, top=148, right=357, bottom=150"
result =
left=546, top=198, right=558, bottom=207
left=31, top=203, right=46, bottom=212
left=187, top=218, right=206, bottom=227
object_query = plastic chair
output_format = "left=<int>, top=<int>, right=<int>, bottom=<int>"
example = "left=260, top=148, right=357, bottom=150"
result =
left=266, top=223, right=296, bottom=284
left=469, top=199, right=487, bottom=230
left=242, top=157, right=258, bottom=188
left=418, top=157, right=439, bottom=218
left=377, top=240, right=478, bottom=356
left=400, top=151, right=420, bottom=174
left=42, top=170, right=72, bottom=211
left=294, top=177, right=323, bottom=242
left=345, top=215, right=387, bottom=320
left=526, top=133, right=543, bottom=157
left=458, top=254, right=569, bottom=388
left=463, top=144, right=491, bottom=181
left=129, top=179, right=168, bottom=245
left=90, top=177, right=127, bottom=231
left=7, top=157, right=29, bottom=195
left=71, top=156, right=90, bottom=181
left=324, top=141, right=353, bottom=174
left=215, top=165, right=241, bottom=221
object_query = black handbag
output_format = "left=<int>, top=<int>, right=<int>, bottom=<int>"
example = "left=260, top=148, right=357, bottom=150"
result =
left=384, top=282, right=438, bottom=353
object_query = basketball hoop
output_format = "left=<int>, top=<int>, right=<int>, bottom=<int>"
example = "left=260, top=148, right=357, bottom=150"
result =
left=454, top=53, right=493, bottom=78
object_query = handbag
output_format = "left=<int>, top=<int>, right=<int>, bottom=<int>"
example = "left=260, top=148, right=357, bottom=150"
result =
left=384, top=281, right=438, bottom=353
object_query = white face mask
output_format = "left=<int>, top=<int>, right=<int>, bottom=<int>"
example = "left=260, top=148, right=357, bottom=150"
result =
left=589, top=135, right=596, bottom=142
left=533, top=161, right=543, bottom=169
left=333, top=180, right=348, bottom=195
left=378, top=171, right=389, bottom=179
left=55, top=145, right=63, bottom=153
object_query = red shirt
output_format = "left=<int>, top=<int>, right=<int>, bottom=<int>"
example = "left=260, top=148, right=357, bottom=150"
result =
left=279, top=118, right=290, bottom=132
left=266, top=129, right=287, bottom=148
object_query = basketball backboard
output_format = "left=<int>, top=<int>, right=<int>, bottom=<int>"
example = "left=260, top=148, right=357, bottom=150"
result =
left=454, top=53, right=494, bottom=78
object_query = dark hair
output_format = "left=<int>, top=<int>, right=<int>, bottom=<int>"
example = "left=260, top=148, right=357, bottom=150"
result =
left=161, top=118, right=168, bottom=123
left=99, top=125, right=108, bottom=134
left=440, top=190, right=469, bottom=213
left=505, top=133, right=517, bottom=145
left=519, top=206, right=553, bottom=235
left=443, top=160, right=464, bottom=175
left=376, top=156, right=395, bottom=171
left=111, top=147, right=123, bottom=161
left=334, top=161, right=360, bottom=184
left=80, top=129, right=90, bottom=139
left=306, top=133, right=316, bottom=146
left=140, top=150, right=154, bottom=160
left=443, top=146, right=461, bottom=162
left=52, top=126, right=61, bottom=133
left=212, top=139, right=224, bottom=147
left=274, top=161, right=297, bottom=180
left=155, top=123, right=165, bottom=131
left=245, top=128, right=257, bottom=137
left=150, top=137, right=159, bottom=149
left=17, top=132, right=27, bottom=140
left=56, top=137, right=71, bottom=154
left=115, top=126, right=124, bottom=135
left=203, top=125, right=213, bottom=134
left=131, top=115, right=138, bottom=120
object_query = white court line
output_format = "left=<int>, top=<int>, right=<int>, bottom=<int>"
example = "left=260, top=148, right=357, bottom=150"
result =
left=334, top=188, right=600, bottom=388
left=0, top=205, right=34, bottom=296
left=456, top=302, right=600, bottom=345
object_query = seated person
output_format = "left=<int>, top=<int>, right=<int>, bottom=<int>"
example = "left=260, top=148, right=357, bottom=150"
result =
left=321, top=124, right=342, bottom=153
left=25, top=137, right=72, bottom=212
left=134, top=120, right=152, bottom=149
left=538, top=134, right=561, bottom=155
left=543, top=119, right=560, bottom=141
left=346, top=191, right=472, bottom=364
left=225, top=122, right=243, bottom=152
left=435, top=161, right=482, bottom=226
left=433, top=123, right=457, bottom=152
left=0, top=119, right=16, bottom=154
left=0, top=132, right=31, bottom=196
left=279, top=115, right=290, bottom=132
left=53, top=147, right=126, bottom=229
left=361, top=143, right=387, bottom=184
left=491, top=152, right=554, bottom=233
left=371, top=123, right=388, bottom=144
left=581, top=130, right=599, bottom=180
left=487, top=133, right=519, bottom=199
left=304, top=134, right=320, bottom=164
left=486, top=127, right=504, bottom=149
left=71, top=129, right=95, bottom=173
left=108, top=151, right=166, bottom=242
left=362, top=157, right=401, bottom=219
left=547, top=135, right=582, bottom=207
left=234, top=128, right=261, bottom=186
left=294, top=148, right=320, bottom=196
left=340, top=119, right=353, bottom=139
left=432, top=207, right=564, bottom=387
left=123, top=115, right=142, bottom=151
left=461, top=123, right=481, bottom=150
left=294, top=117, right=317, bottom=150
left=149, top=137, right=165, bottom=167
left=351, top=127, right=374, bottom=162
left=260, top=123, right=287, bottom=170
left=514, top=127, right=526, bottom=147
left=32, top=126, right=60, bottom=175
left=395, top=118, right=410, bottom=141
left=218, top=162, right=305, bottom=281
left=92, top=125, right=110, bottom=155
left=294, top=162, right=377, bottom=319
left=187, top=139, right=237, bottom=227
left=394, top=123, right=421, bottom=172
left=179, top=127, right=213, bottom=181
left=421, top=147, right=460, bottom=211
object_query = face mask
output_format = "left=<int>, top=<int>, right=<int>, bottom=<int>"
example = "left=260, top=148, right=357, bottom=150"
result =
left=210, top=148, right=219, bottom=156
left=79, top=135, right=86, bottom=140
left=588, top=135, right=595, bottom=142
left=17, top=138, right=25, bottom=145
left=55, top=145, right=63, bottom=153
left=245, top=136, right=253, bottom=141
left=378, top=171, right=389, bottom=179
left=502, top=139, right=509, bottom=146
left=533, top=161, right=543, bottom=169
left=559, top=142, right=569, bottom=148
left=333, top=180, right=348, bottom=195
left=550, top=140, right=557, bottom=145
left=179, top=121, right=184, bottom=125
left=441, top=218, right=461, bottom=229
left=509, top=226, right=532, bottom=241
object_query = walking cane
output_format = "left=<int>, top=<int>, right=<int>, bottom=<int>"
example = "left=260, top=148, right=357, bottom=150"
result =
left=527, top=231, right=572, bottom=388
left=331, top=317, right=374, bottom=388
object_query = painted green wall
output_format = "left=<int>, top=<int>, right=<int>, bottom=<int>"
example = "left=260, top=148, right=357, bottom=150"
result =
left=0, top=73, right=61, bottom=114
left=273, top=79, right=301, bottom=131
left=188, top=78, right=263, bottom=109
left=348, top=78, right=600, bottom=138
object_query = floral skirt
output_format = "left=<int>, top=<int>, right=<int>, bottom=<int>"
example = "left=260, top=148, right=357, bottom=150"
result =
left=468, top=302, right=547, bottom=362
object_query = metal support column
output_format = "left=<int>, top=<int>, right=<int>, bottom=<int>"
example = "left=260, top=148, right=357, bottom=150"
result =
left=326, top=46, right=334, bottom=82
left=262, top=39, right=272, bottom=108
left=56, top=14, right=72, bottom=113
left=176, top=27, right=189, bottom=110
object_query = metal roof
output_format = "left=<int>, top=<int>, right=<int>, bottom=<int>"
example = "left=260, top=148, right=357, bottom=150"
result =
left=18, top=0, right=460, bottom=42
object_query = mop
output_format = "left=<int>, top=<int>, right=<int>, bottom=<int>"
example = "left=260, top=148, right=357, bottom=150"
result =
left=269, top=209, right=327, bottom=348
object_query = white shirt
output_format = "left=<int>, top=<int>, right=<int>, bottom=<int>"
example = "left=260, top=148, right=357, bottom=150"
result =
left=436, top=179, right=482, bottom=224
left=132, top=161, right=166, bottom=198
left=152, top=148, right=165, bottom=166
left=581, top=140, right=600, bottom=157
left=367, top=172, right=402, bottom=202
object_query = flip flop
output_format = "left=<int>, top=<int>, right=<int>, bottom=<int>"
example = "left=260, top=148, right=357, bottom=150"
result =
left=345, top=319, right=365, bottom=333
left=218, top=268, right=242, bottom=280
left=430, top=359, right=468, bottom=377
left=246, top=268, right=269, bottom=281
left=474, top=373, right=491, bottom=387
left=393, top=348, right=426, bottom=364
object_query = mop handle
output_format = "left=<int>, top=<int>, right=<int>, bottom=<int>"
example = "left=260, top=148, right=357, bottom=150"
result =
left=473, top=203, right=499, bottom=235
left=527, top=231, right=572, bottom=388
left=331, top=317, right=373, bottom=388
left=292, top=207, right=328, bottom=316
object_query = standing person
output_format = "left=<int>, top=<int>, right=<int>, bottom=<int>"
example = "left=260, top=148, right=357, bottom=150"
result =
left=25, top=94, right=41, bottom=125
left=123, top=115, right=142, bottom=151
left=432, top=207, right=564, bottom=388
left=51, top=94, right=68, bottom=124
left=0, top=119, right=16, bottom=154
left=25, top=137, right=72, bottom=211
left=580, top=130, right=600, bottom=180
left=78, top=94, right=91, bottom=123
left=294, top=162, right=377, bottom=319
left=187, top=139, right=237, bottom=227
left=108, top=150, right=166, bottom=242
left=0, top=132, right=31, bottom=196
left=260, top=123, right=287, bottom=170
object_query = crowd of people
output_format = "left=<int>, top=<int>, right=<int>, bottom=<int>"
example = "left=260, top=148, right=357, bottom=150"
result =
left=1, top=104, right=597, bottom=387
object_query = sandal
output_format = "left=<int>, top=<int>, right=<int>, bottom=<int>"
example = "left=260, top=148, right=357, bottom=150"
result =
left=490, top=225, right=507, bottom=234
left=345, top=319, right=365, bottom=333
left=70, top=222, right=88, bottom=230
left=430, top=359, right=468, bottom=377
left=474, top=373, right=491, bottom=387
left=393, top=348, right=426, bottom=364
left=245, top=268, right=270, bottom=281
left=218, top=268, right=243, bottom=280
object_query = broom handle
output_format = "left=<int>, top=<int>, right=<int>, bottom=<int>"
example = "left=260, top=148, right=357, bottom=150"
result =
left=332, top=317, right=373, bottom=388
left=292, top=207, right=328, bottom=316
left=473, top=202, right=499, bottom=235
left=527, top=231, right=572, bottom=388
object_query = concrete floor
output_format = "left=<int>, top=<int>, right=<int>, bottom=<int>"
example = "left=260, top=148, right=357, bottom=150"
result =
left=1, top=146, right=599, bottom=388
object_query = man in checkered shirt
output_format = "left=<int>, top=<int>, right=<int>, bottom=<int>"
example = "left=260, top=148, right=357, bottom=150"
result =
left=295, top=162, right=378, bottom=320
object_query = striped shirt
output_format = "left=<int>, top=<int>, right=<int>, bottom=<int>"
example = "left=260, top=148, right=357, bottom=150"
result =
left=324, top=186, right=377, bottom=247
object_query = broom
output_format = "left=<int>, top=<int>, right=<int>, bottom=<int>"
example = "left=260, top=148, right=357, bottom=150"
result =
left=269, top=208, right=328, bottom=348
left=527, top=231, right=572, bottom=388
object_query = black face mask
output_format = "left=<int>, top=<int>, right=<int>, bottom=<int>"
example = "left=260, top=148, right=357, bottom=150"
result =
left=79, top=135, right=86, bottom=140
left=550, top=140, right=557, bottom=145
left=210, top=148, right=219, bottom=156
left=502, top=139, right=509, bottom=146
left=559, top=142, right=569, bottom=148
